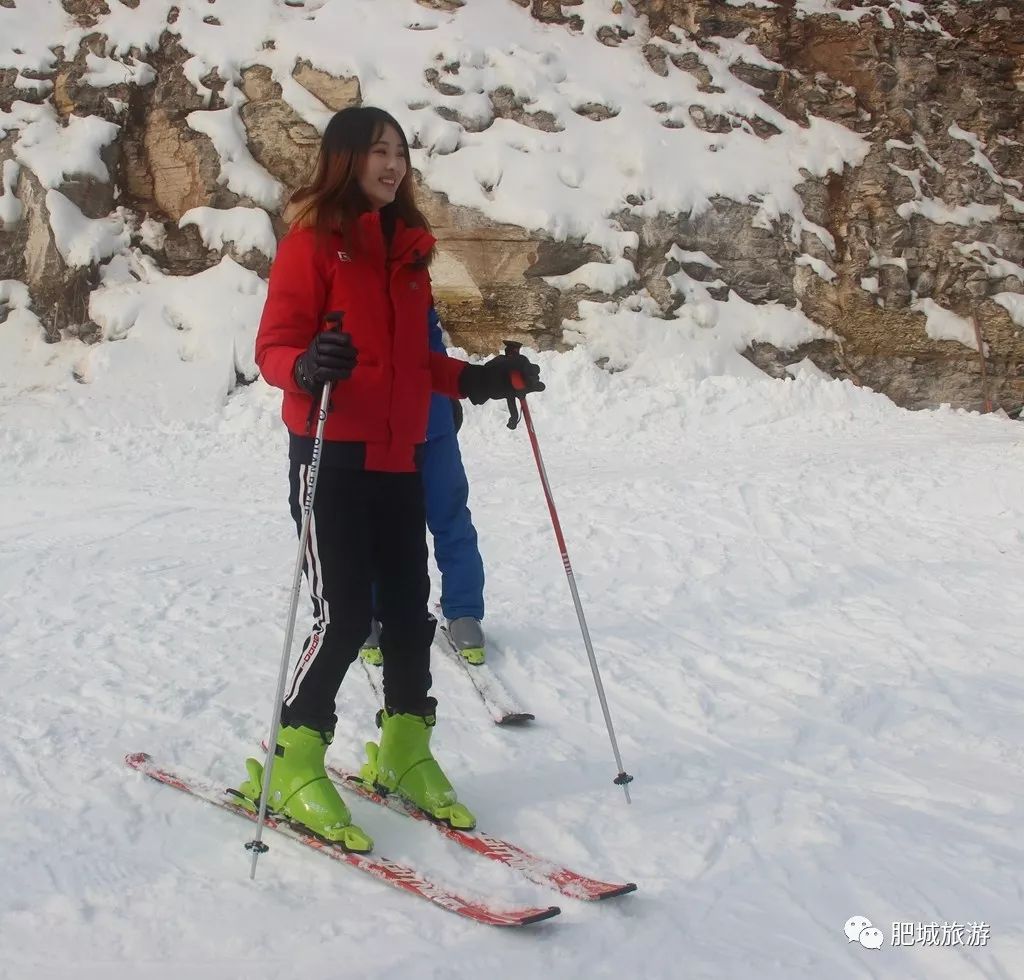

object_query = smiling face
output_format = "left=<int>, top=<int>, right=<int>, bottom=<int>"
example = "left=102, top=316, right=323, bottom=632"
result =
left=358, top=124, right=408, bottom=210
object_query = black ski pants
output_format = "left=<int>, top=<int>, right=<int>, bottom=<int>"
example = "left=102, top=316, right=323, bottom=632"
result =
left=280, top=462, right=435, bottom=730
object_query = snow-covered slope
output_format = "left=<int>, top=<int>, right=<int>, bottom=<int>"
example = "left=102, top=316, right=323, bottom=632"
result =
left=2, top=344, right=1024, bottom=978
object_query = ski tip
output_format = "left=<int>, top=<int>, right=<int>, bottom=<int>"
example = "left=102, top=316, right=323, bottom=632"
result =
left=124, top=751, right=152, bottom=768
left=495, top=713, right=535, bottom=726
left=596, top=882, right=638, bottom=900
left=513, top=905, right=561, bottom=926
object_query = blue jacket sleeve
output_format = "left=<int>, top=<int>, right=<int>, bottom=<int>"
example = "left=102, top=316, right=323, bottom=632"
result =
left=426, top=307, right=456, bottom=440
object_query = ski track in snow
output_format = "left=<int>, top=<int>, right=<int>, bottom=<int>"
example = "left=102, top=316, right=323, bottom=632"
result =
left=2, top=356, right=1024, bottom=979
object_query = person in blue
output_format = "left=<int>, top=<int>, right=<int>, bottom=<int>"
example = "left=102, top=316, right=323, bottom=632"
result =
left=361, top=308, right=488, bottom=665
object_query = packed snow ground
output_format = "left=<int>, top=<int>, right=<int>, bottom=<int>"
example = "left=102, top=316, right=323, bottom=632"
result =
left=2, top=343, right=1024, bottom=980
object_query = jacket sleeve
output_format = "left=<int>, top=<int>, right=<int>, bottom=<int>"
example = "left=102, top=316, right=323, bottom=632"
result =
left=254, top=230, right=327, bottom=393
left=426, top=301, right=466, bottom=397
left=430, top=349, right=466, bottom=398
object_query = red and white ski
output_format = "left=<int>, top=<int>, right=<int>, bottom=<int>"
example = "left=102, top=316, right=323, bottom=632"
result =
left=124, top=753, right=560, bottom=928
left=328, top=765, right=637, bottom=902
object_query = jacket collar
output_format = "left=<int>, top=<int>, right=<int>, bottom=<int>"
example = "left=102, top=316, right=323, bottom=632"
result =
left=352, top=212, right=436, bottom=268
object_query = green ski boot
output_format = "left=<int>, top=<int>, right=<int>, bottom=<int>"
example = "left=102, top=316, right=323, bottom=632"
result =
left=236, top=725, right=373, bottom=852
left=360, top=701, right=476, bottom=829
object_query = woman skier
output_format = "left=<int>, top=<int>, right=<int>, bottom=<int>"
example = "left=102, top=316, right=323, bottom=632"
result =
left=235, top=106, right=543, bottom=851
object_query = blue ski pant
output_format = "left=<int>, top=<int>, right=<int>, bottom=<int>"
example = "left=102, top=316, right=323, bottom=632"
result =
left=421, top=429, right=485, bottom=622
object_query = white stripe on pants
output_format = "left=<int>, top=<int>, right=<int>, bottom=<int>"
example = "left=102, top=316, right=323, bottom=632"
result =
left=285, top=464, right=331, bottom=706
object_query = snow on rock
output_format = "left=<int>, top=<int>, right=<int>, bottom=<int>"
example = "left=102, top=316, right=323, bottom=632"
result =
left=670, top=248, right=722, bottom=270
left=796, top=254, right=838, bottom=282
left=912, top=297, right=979, bottom=350
left=6, top=102, right=120, bottom=189
left=186, top=107, right=283, bottom=209
left=179, top=206, right=277, bottom=260
left=0, top=277, right=91, bottom=405
left=543, top=258, right=637, bottom=294
left=45, top=191, right=131, bottom=268
left=89, top=0, right=179, bottom=60
left=994, top=292, right=1024, bottom=329
left=0, top=0, right=78, bottom=74
left=954, top=241, right=1024, bottom=285
left=948, top=123, right=1024, bottom=192
left=82, top=252, right=266, bottom=422
left=564, top=284, right=828, bottom=387
left=82, top=53, right=157, bottom=89
left=0, top=160, right=22, bottom=229
left=785, top=355, right=834, bottom=381
left=550, top=251, right=830, bottom=385
left=792, top=0, right=950, bottom=34
left=0, top=277, right=31, bottom=311
left=897, top=198, right=1001, bottom=227
left=139, top=217, right=168, bottom=251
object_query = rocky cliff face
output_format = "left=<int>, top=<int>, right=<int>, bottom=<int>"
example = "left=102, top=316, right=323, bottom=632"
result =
left=1, top=0, right=1022, bottom=412
left=657, top=0, right=1024, bottom=412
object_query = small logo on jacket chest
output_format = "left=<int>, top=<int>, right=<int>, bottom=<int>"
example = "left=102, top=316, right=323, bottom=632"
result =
left=337, top=250, right=351, bottom=262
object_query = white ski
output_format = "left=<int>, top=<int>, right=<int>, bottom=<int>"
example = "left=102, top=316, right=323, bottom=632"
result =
left=436, top=621, right=534, bottom=726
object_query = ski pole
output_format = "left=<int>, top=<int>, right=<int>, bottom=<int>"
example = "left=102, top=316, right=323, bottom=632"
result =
left=246, top=311, right=344, bottom=878
left=502, top=341, right=634, bottom=804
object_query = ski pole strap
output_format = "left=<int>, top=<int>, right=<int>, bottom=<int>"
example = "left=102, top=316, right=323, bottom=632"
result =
left=503, top=339, right=524, bottom=430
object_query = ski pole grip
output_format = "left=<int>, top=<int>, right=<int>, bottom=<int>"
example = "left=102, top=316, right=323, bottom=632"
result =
left=502, top=339, right=524, bottom=430
left=318, top=311, right=346, bottom=418
left=503, top=339, right=525, bottom=392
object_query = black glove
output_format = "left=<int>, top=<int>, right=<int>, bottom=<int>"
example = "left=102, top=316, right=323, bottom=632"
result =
left=450, top=397, right=464, bottom=434
left=458, top=352, right=545, bottom=406
left=294, top=331, right=357, bottom=393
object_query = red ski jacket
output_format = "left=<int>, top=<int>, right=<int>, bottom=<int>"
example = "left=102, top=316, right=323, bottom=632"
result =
left=255, top=213, right=466, bottom=472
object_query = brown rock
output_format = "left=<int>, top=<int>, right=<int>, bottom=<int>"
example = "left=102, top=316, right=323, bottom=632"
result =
left=418, top=182, right=571, bottom=351
left=4, top=169, right=96, bottom=339
left=140, top=106, right=220, bottom=219
left=292, top=61, right=361, bottom=111
left=239, top=67, right=321, bottom=195
left=61, top=0, right=110, bottom=28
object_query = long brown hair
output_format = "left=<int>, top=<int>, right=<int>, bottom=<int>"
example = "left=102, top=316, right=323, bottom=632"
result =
left=288, top=106, right=431, bottom=255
